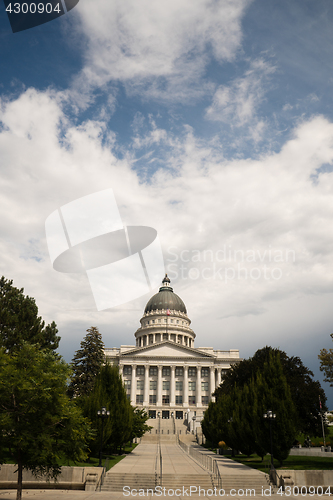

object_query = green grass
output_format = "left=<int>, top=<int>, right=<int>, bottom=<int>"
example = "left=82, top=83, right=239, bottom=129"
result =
left=2, top=443, right=138, bottom=471
left=230, top=454, right=333, bottom=472
left=58, top=443, right=138, bottom=470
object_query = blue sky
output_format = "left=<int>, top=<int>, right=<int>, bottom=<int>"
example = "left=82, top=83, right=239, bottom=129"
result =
left=1, top=0, right=333, bottom=407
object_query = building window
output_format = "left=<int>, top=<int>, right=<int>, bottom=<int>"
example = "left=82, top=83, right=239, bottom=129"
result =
left=175, top=367, right=183, bottom=376
left=202, top=396, right=209, bottom=405
left=124, top=380, right=131, bottom=390
left=149, top=395, right=156, bottom=404
left=126, top=394, right=131, bottom=400
left=188, top=381, right=196, bottom=391
left=176, top=320, right=179, bottom=324
left=162, top=367, right=170, bottom=376
left=149, top=410, right=156, bottom=419
left=163, top=381, right=170, bottom=390
left=123, top=366, right=132, bottom=375
left=188, top=396, right=196, bottom=405
left=162, top=395, right=170, bottom=404
left=175, top=381, right=183, bottom=391
left=170, top=319, right=173, bottom=323
left=137, top=380, right=144, bottom=390
left=149, top=366, right=158, bottom=376
left=188, top=367, right=196, bottom=376
left=136, top=366, right=145, bottom=376
left=136, top=395, right=143, bottom=404
left=176, top=411, right=183, bottom=419
left=149, top=334, right=153, bottom=344
left=152, top=320, right=155, bottom=323
left=201, top=368, right=209, bottom=377
left=163, top=333, right=168, bottom=340
left=175, top=395, right=183, bottom=404
left=150, top=380, right=157, bottom=390
left=201, top=381, right=209, bottom=391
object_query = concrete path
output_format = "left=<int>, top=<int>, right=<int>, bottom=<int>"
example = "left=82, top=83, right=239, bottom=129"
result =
left=0, top=441, right=327, bottom=500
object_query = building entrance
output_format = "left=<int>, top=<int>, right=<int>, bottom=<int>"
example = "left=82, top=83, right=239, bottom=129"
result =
left=162, top=410, right=170, bottom=419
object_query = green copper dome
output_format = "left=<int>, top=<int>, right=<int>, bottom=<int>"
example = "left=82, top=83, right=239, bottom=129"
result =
left=144, top=275, right=187, bottom=314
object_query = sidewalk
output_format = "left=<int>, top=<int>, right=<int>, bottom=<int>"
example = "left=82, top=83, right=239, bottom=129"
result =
left=0, top=441, right=327, bottom=500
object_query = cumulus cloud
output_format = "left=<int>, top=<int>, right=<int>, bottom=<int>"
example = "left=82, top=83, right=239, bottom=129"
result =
left=205, top=58, right=276, bottom=130
left=1, top=88, right=333, bottom=362
left=69, top=0, right=252, bottom=103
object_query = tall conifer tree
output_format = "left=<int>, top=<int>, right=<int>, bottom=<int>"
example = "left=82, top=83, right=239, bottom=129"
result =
left=68, top=326, right=105, bottom=399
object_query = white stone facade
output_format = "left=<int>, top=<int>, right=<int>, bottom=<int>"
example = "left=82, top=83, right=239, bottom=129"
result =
left=105, top=276, right=241, bottom=420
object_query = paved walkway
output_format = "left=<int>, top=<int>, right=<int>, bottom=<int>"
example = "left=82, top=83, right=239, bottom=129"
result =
left=0, top=441, right=326, bottom=500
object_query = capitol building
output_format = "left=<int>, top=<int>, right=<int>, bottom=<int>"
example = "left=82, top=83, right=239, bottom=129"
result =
left=105, top=275, right=240, bottom=423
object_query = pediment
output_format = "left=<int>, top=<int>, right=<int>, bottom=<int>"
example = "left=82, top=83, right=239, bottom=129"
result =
left=121, top=341, right=214, bottom=358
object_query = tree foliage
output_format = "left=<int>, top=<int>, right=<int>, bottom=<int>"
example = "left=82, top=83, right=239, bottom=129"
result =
left=202, top=350, right=297, bottom=465
left=83, top=362, right=133, bottom=454
left=216, top=346, right=327, bottom=436
left=0, top=343, right=93, bottom=500
left=319, top=333, right=333, bottom=387
left=130, top=408, right=152, bottom=442
left=68, top=326, right=105, bottom=399
left=0, top=276, right=60, bottom=353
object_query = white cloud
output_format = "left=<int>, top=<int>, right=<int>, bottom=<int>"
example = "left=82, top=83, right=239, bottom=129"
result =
left=1, top=89, right=333, bottom=368
left=69, top=0, right=252, bottom=103
left=205, top=58, right=276, bottom=128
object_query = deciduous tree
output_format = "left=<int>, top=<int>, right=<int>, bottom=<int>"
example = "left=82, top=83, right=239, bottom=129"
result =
left=0, top=343, right=92, bottom=500
left=0, top=276, right=60, bottom=353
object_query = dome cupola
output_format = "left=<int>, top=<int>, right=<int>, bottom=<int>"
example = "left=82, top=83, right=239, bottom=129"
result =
left=144, top=274, right=187, bottom=314
left=134, top=275, right=195, bottom=348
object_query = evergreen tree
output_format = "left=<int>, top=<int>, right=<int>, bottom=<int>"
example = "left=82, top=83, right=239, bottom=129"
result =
left=255, top=352, right=297, bottom=464
left=215, top=346, right=326, bottom=436
left=130, top=408, right=152, bottom=441
left=319, top=333, right=333, bottom=386
left=84, top=362, right=133, bottom=455
left=204, top=350, right=297, bottom=465
left=0, top=343, right=93, bottom=500
left=0, top=276, right=60, bottom=353
left=68, top=326, right=105, bottom=399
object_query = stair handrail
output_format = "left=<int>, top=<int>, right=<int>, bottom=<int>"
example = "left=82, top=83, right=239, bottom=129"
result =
left=98, top=457, right=110, bottom=491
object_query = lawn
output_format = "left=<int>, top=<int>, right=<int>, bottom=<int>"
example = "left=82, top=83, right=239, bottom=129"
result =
left=230, top=454, right=333, bottom=472
left=2, top=443, right=138, bottom=472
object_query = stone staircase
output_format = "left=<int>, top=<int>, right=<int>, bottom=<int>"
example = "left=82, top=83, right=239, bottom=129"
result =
left=101, top=472, right=156, bottom=492
left=219, top=473, right=274, bottom=494
left=101, top=471, right=216, bottom=492
left=161, top=473, right=215, bottom=490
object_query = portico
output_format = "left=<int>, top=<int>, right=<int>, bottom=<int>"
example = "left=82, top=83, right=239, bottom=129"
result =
left=105, top=275, right=240, bottom=421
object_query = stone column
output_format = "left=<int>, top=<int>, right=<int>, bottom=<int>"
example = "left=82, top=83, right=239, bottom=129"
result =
left=170, top=365, right=175, bottom=405
left=131, top=364, right=136, bottom=405
left=183, top=366, right=188, bottom=407
left=210, top=366, right=215, bottom=402
left=217, top=368, right=221, bottom=387
left=157, top=365, right=163, bottom=406
left=196, top=366, right=202, bottom=407
left=144, top=364, right=149, bottom=406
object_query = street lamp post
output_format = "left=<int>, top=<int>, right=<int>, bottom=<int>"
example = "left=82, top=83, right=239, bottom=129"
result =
left=263, top=410, right=276, bottom=469
left=97, top=407, right=110, bottom=467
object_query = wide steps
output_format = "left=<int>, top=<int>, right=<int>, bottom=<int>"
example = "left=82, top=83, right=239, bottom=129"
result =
left=220, top=474, right=272, bottom=493
left=101, top=473, right=156, bottom=492
left=161, top=474, right=214, bottom=489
